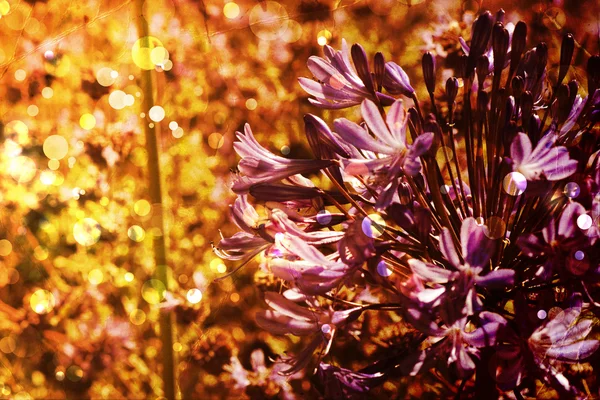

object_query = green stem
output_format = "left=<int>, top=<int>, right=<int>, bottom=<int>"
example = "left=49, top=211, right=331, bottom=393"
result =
left=135, top=1, right=176, bottom=398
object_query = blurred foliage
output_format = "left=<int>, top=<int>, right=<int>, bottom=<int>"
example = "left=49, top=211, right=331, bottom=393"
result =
left=0, top=0, right=598, bottom=398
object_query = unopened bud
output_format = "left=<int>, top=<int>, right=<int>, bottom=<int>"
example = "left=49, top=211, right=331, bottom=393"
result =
left=492, top=23, right=509, bottom=74
left=510, top=21, right=528, bottom=73
left=351, top=43, right=375, bottom=95
left=446, top=77, right=459, bottom=104
left=422, top=52, right=436, bottom=95
left=558, top=33, right=575, bottom=84
left=374, top=52, right=385, bottom=92
left=476, top=55, right=490, bottom=86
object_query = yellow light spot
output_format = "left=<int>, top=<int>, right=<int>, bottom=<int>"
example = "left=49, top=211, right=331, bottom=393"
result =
left=317, top=29, right=332, bottom=46
left=173, top=342, right=183, bottom=352
left=169, top=121, right=178, bottom=130
left=148, top=105, right=165, bottom=122
left=9, top=156, right=37, bottom=183
left=124, top=272, right=134, bottom=282
left=33, top=246, right=48, bottom=261
left=5, top=120, right=29, bottom=142
left=186, top=288, right=203, bottom=304
left=142, top=279, right=166, bottom=304
left=245, top=98, right=258, bottom=110
left=41, top=87, right=53, bottom=99
left=0, top=240, right=12, bottom=256
left=73, top=218, right=101, bottom=246
left=79, top=113, right=96, bottom=130
left=128, top=225, right=145, bottom=242
left=88, top=269, right=104, bottom=285
left=48, top=159, right=59, bottom=170
left=216, top=263, right=227, bottom=274
left=109, top=90, right=127, bottom=110
left=27, top=105, right=39, bottom=116
left=43, top=135, right=68, bottom=160
left=208, top=132, right=224, bottom=149
left=230, top=292, right=240, bottom=303
left=96, top=67, right=116, bottom=87
left=150, top=47, right=169, bottom=66
left=249, top=1, right=288, bottom=40
left=162, top=60, right=173, bottom=71
left=55, top=371, right=65, bottom=381
left=223, top=2, right=240, bottom=19
left=134, top=199, right=151, bottom=216
left=132, top=36, right=164, bottom=70
left=172, top=127, right=184, bottom=138
left=282, top=19, right=303, bottom=43
left=14, top=69, right=26, bottom=81
left=30, top=289, right=55, bottom=314
left=0, top=336, right=16, bottom=353
left=0, top=1, right=9, bottom=16
left=129, top=309, right=146, bottom=325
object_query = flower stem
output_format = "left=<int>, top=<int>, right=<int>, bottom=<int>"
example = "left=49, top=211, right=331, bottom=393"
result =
left=135, top=1, right=176, bottom=398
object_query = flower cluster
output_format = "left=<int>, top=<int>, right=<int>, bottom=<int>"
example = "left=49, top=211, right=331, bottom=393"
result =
left=217, top=9, right=600, bottom=398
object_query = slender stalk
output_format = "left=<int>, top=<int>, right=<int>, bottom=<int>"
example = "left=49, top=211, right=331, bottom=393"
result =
left=134, top=1, right=176, bottom=398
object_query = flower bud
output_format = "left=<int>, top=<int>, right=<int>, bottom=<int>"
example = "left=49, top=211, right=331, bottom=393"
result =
left=504, top=95, right=515, bottom=126
left=351, top=43, right=375, bottom=95
left=374, top=52, right=385, bottom=92
left=510, top=21, right=528, bottom=73
left=383, top=62, right=415, bottom=96
left=446, top=77, right=459, bottom=104
left=495, top=8, right=505, bottom=24
left=492, top=23, right=509, bottom=75
left=467, top=11, right=494, bottom=76
left=534, top=43, right=548, bottom=80
left=304, top=114, right=350, bottom=159
left=422, top=52, right=436, bottom=95
left=558, top=33, right=575, bottom=84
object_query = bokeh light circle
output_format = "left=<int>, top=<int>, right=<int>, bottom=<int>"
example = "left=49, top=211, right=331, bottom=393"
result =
left=43, top=135, right=68, bottom=160
left=132, top=36, right=164, bottom=70
left=503, top=172, right=527, bottom=196
left=249, top=1, right=289, bottom=41
left=142, top=279, right=166, bottom=304
left=30, top=289, right=55, bottom=314
left=73, top=218, right=101, bottom=246
left=362, top=214, right=386, bottom=238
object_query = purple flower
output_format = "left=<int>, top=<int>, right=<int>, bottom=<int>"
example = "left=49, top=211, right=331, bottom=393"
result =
left=510, top=131, right=578, bottom=181
left=232, top=124, right=334, bottom=193
left=335, top=99, right=433, bottom=208
left=256, top=292, right=360, bottom=374
left=317, top=363, right=386, bottom=396
left=298, top=39, right=393, bottom=109
left=408, top=218, right=515, bottom=315
left=497, top=307, right=599, bottom=394
left=517, top=201, right=587, bottom=279
left=268, top=234, right=350, bottom=295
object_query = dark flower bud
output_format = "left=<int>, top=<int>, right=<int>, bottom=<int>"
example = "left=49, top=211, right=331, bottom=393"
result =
left=492, top=23, right=509, bottom=75
left=558, top=33, right=575, bottom=84
left=521, top=91, right=533, bottom=127
left=397, top=182, right=412, bottom=205
left=510, top=21, right=528, bottom=73
left=495, top=8, right=505, bottom=24
left=511, top=76, right=524, bottom=99
left=351, top=43, right=375, bottom=95
left=374, top=52, right=385, bottom=92
left=587, top=55, right=600, bottom=94
left=445, top=77, right=459, bottom=104
left=556, top=83, right=571, bottom=123
left=422, top=52, right=436, bottom=95
left=476, top=55, right=490, bottom=86
left=467, top=11, right=494, bottom=76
